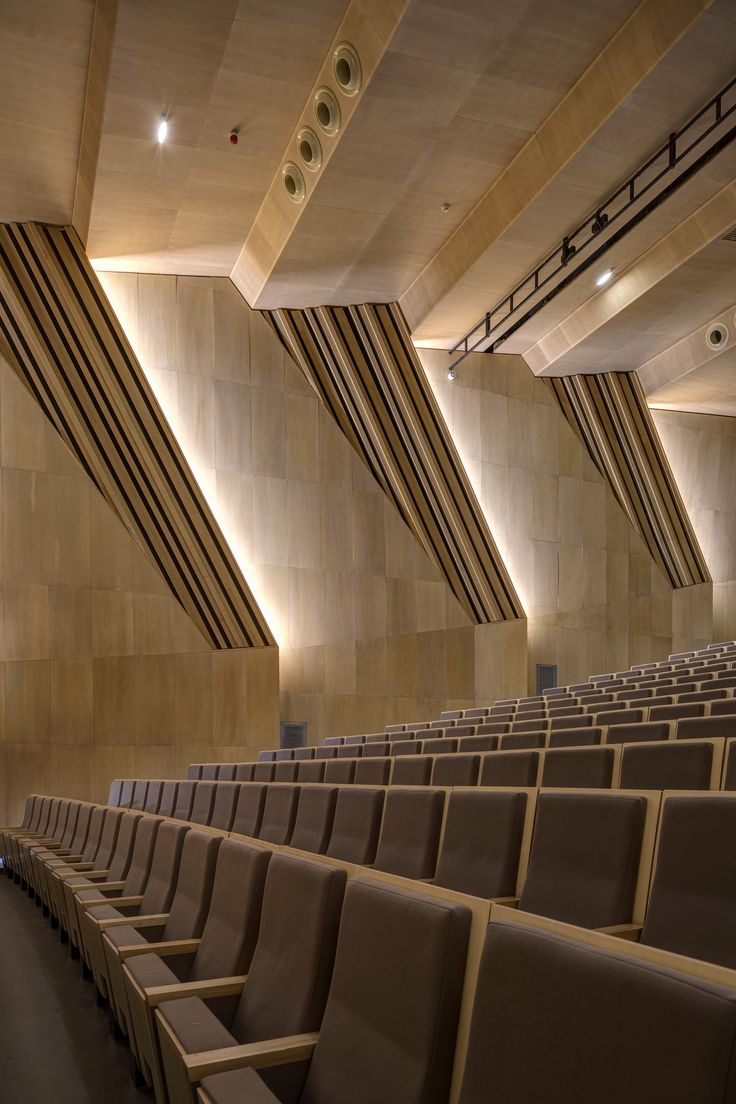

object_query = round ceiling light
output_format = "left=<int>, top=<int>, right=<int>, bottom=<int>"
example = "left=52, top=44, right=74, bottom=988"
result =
left=282, top=161, right=306, bottom=203
left=706, top=322, right=729, bottom=350
left=297, top=126, right=322, bottom=172
left=314, top=87, right=341, bottom=135
left=333, top=43, right=362, bottom=96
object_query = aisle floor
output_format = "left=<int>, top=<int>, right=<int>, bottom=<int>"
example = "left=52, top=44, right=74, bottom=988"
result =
left=0, top=871, right=142, bottom=1104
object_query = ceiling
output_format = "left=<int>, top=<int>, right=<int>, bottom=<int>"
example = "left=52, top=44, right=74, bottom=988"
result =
left=1, top=0, right=736, bottom=415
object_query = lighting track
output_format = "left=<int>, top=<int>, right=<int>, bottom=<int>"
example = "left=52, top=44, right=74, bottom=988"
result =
left=447, top=75, right=736, bottom=371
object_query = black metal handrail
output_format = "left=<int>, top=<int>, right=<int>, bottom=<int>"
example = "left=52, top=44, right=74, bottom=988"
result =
left=448, top=75, right=736, bottom=370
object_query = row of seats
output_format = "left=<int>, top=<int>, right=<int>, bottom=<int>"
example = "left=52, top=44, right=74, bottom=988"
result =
left=99, top=774, right=736, bottom=972
left=5, top=792, right=736, bottom=1103
left=187, top=729, right=736, bottom=792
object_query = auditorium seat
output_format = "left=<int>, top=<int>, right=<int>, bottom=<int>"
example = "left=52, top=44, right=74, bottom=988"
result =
left=257, top=785, right=299, bottom=846
left=547, top=725, right=602, bottom=747
left=230, top=785, right=267, bottom=839
left=541, top=747, right=617, bottom=789
left=216, top=765, right=236, bottom=781
left=234, top=764, right=255, bottom=782
left=326, top=787, right=384, bottom=865
left=391, top=755, right=433, bottom=786
left=252, top=763, right=276, bottom=782
left=353, top=757, right=390, bottom=785
left=711, top=699, right=736, bottom=716
left=297, top=761, right=326, bottom=784
left=158, top=782, right=180, bottom=818
left=457, top=912, right=736, bottom=1103
left=361, top=740, right=390, bottom=757
left=289, top=786, right=337, bottom=855
left=257, top=751, right=277, bottom=762
left=197, top=878, right=469, bottom=1104
left=273, top=762, right=299, bottom=782
left=275, top=749, right=295, bottom=761
left=80, top=820, right=189, bottom=1002
left=104, top=831, right=222, bottom=1041
left=518, top=792, right=648, bottom=928
left=201, top=766, right=219, bottom=780
left=649, top=702, right=705, bottom=721
left=604, top=721, right=671, bottom=745
left=186, top=766, right=202, bottom=781
left=46, top=807, right=124, bottom=932
left=549, top=714, right=593, bottom=729
left=323, top=759, right=357, bottom=784
left=156, top=854, right=346, bottom=1104
left=431, top=753, right=480, bottom=787
left=678, top=716, right=736, bottom=741
left=641, top=795, right=736, bottom=968
left=422, top=736, right=457, bottom=756
left=433, top=789, right=528, bottom=899
left=619, top=741, right=718, bottom=792
left=336, top=744, right=362, bottom=759
left=130, top=782, right=150, bottom=811
left=144, top=781, right=163, bottom=814
left=458, top=734, right=499, bottom=753
left=209, top=784, right=240, bottom=833
left=392, top=739, right=420, bottom=756
left=723, top=740, right=736, bottom=790
left=172, top=783, right=197, bottom=822
left=190, top=783, right=218, bottom=826
left=373, top=788, right=444, bottom=880
left=292, top=748, right=315, bottom=761
left=314, top=747, right=337, bottom=760
left=500, top=732, right=546, bottom=750
left=597, top=709, right=646, bottom=727
left=122, top=839, right=270, bottom=1096
left=480, top=750, right=541, bottom=787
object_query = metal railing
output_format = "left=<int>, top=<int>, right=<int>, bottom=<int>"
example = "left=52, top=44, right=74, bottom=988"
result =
left=448, top=75, right=736, bottom=371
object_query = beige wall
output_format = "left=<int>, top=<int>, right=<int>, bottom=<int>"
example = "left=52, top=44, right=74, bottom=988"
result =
left=653, top=408, right=736, bottom=642
left=98, top=273, right=529, bottom=737
left=0, top=359, right=279, bottom=824
left=419, top=350, right=713, bottom=685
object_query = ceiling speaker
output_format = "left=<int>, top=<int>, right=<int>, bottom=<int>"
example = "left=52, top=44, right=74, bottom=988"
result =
left=706, top=322, right=729, bottom=350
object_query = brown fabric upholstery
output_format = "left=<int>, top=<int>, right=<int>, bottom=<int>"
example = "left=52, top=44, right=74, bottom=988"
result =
left=202, top=765, right=219, bottom=780
left=434, top=790, right=527, bottom=898
left=549, top=715, right=593, bottom=729
left=392, top=740, right=420, bottom=756
left=293, top=747, right=316, bottom=761
left=336, top=744, right=362, bottom=759
left=724, top=742, right=736, bottom=791
left=480, top=750, right=540, bottom=787
left=186, top=765, right=202, bottom=780
left=500, top=732, right=546, bottom=750
left=596, top=708, right=645, bottom=726
left=158, top=854, right=346, bottom=1104
left=458, top=919, right=736, bottom=1104
left=422, top=737, right=457, bottom=756
left=547, top=726, right=602, bottom=748
left=172, top=782, right=196, bottom=822
left=231, top=784, right=267, bottom=838
left=258, top=785, right=300, bottom=845
left=323, top=760, right=357, bottom=784
left=431, top=753, right=480, bottom=787
left=209, top=783, right=240, bottom=832
left=373, top=788, right=444, bottom=880
left=353, top=758, right=390, bottom=785
left=314, top=747, right=337, bottom=760
left=649, top=702, right=705, bottom=721
left=289, top=786, right=338, bottom=854
left=87, top=821, right=188, bottom=925
left=477, top=722, right=510, bottom=735
left=143, top=781, right=163, bottom=813
left=711, top=698, right=736, bottom=716
left=511, top=720, right=549, bottom=734
left=541, top=747, right=615, bottom=789
left=605, top=721, right=670, bottom=745
left=216, top=764, right=237, bottom=781
left=276, top=749, right=295, bottom=761
left=326, top=787, right=384, bottom=864
left=253, top=763, right=276, bottom=781
left=235, top=763, right=255, bottom=781
left=641, top=796, right=736, bottom=968
left=677, top=715, right=736, bottom=741
left=131, top=781, right=149, bottom=811
left=157, top=782, right=179, bottom=818
left=273, top=762, right=300, bottom=782
left=458, top=734, right=499, bottom=753
left=519, top=792, right=646, bottom=928
left=361, top=741, right=391, bottom=758
left=298, top=761, right=326, bottom=783
left=190, top=782, right=218, bottom=825
left=620, top=741, right=713, bottom=791
left=391, top=755, right=433, bottom=786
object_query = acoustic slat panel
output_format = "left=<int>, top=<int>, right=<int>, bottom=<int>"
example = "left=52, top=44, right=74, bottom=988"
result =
left=550, top=371, right=709, bottom=589
left=268, top=302, right=523, bottom=623
left=0, top=222, right=274, bottom=648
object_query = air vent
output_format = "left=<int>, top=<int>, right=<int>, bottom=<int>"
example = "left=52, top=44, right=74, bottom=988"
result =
left=536, top=663, right=558, bottom=696
left=723, top=227, right=736, bottom=241
left=280, top=721, right=307, bottom=749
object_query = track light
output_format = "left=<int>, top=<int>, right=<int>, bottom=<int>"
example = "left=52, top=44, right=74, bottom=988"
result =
left=595, top=268, right=614, bottom=287
left=447, top=368, right=456, bottom=381
left=157, top=117, right=168, bottom=144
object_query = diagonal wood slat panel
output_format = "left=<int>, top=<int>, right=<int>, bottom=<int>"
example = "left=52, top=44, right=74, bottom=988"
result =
left=268, top=302, right=523, bottom=624
left=549, top=371, right=710, bottom=589
left=0, top=222, right=274, bottom=648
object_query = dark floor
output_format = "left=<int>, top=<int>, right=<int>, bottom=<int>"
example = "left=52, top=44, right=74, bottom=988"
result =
left=0, top=871, right=143, bottom=1104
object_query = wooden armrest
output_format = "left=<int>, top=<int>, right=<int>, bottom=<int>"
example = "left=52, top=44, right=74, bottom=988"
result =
left=183, top=1033, right=319, bottom=1081
left=598, top=923, right=643, bottom=941
left=144, top=974, right=247, bottom=1007
left=85, top=895, right=143, bottom=919
left=98, top=911, right=168, bottom=931
left=77, top=869, right=111, bottom=881
left=490, top=896, right=519, bottom=907
left=76, top=881, right=126, bottom=900
left=56, top=863, right=95, bottom=877
left=117, top=938, right=200, bottom=961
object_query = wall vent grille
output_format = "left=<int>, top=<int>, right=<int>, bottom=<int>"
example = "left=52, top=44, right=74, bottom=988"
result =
left=536, top=663, right=558, bottom=696
left=280, top=721, right=308, bottom=749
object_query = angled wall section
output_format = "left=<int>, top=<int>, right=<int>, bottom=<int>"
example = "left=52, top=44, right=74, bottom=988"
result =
left=268, top=302, right=524, bottom=624
left=0, top=222, right=274, bottom=648
left=549, top=371, right=710, bottom=589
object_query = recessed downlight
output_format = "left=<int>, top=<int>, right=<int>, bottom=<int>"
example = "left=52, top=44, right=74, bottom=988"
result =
left=157, top=117, right=168, bottom=144
left=706, top=322, right=729, bottom=350
left=297, top=127, right=322, bottom=172
left=333, top=43, right=361, bottom=96
left=314, top=87, right=341, bottom=135
left=282, top=161, right=306, bottom=203
left=595, top=268, right=614, bottom=287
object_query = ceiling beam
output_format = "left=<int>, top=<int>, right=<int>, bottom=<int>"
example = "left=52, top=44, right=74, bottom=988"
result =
left=72, top=0, right=119, bottom=245
left=398, top=0, right=713, bottom=339
left=230, top=0, right=411, bottom=307
left=638, top=300, right=736, bottom=397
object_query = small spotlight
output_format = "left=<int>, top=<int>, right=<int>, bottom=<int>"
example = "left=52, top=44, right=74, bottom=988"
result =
left=441, top=202, right=450, bottom=214
left=157, top=117, right=168, bottom=144
left=595, top=268, right=614, bottom=287
left=447, top=368, right=456, bottom=381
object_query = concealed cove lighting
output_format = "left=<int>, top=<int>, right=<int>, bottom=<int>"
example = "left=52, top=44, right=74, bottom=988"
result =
left=596, top=268, right=614, bottom=287
left=157, top=117, right=168, bottom=144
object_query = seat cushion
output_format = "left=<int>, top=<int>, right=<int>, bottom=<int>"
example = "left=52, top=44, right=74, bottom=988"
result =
left=158, top=995, right=237, bottom=1055
left=104, top=923, right=150, bottom=950
left=201, top=1069, right=280, bottom=1104
left=124, top=951, right=181, bottom=992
